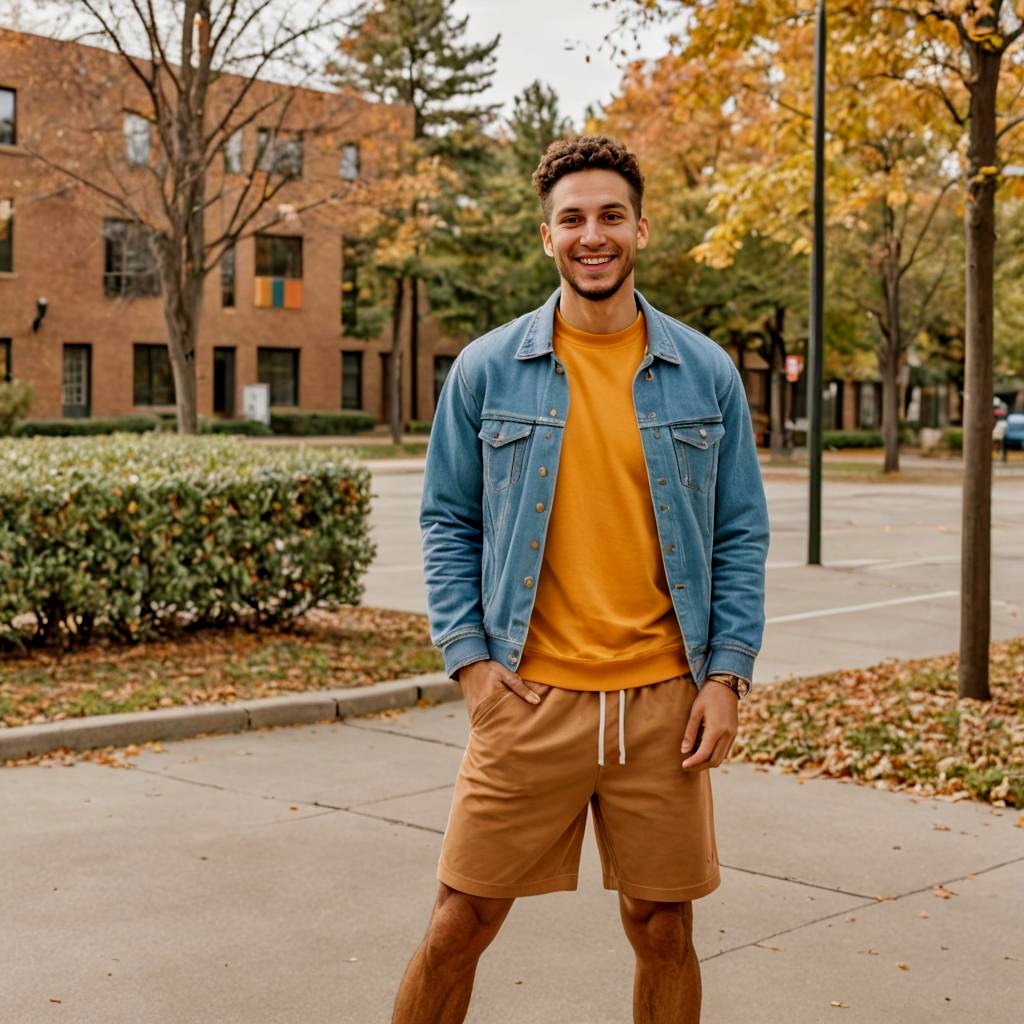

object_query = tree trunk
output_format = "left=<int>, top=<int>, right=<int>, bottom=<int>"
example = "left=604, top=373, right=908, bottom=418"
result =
left=390, top=276, right=405, bottom=445
left=880, top=344, right=900, bottom=474
left=879, top=199, right=902, bottom=473
left=958, top=48, right=999, bottom=702
left=409, top=276, right=420, bottom=422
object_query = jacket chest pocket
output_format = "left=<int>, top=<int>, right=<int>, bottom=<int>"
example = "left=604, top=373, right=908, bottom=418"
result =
left=671, top=421, right=725, bottom=493
left=478, top=419, right=534, bottom=492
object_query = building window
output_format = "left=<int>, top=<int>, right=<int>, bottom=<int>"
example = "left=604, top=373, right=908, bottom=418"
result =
left=254, top=234, right=302, bottom=308
left=341, top=237, right=359, bottom=330
left=339, top=142, right=360, bottom=180
left=103, top=219, right=161, bottom=298
left=0, top=338, right=11, bottom=382
left=256, top=128, right=302, bottom=177
left=223, top=128, right=242, bottom=174
left=0, top=88, right=15, bottom=146
left=0, top=197, right=12, bottom=273
left=434, top=356, right=456, bottom=405
left=124, top=112, right=151, bottom=165
left=258, top=347, right=299, bottom=406
left=62, top=344, right=91, bottom=418
left=858, top=382, right=879, bottom=429
left=342, top=351, right=363, bottom=410
left=340, top=237, right=382, bottom=336
left=221, top=242, right=235, bottom=307
left=133, top=344, right=176, bottom=405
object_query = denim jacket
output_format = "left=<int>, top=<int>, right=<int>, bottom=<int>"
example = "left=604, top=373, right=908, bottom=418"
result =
left=420, top=288, right=770, bottom=687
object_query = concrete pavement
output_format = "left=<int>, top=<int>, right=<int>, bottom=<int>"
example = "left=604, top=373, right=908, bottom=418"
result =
left=2, top=465, right=1023, bottom=1022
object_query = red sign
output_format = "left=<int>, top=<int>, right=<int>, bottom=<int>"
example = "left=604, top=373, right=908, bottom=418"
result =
left=785, top=354, right=804, bottom=382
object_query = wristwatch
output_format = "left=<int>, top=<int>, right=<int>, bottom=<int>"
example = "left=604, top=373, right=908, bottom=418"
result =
left=707, top=673, right=751, bottom=699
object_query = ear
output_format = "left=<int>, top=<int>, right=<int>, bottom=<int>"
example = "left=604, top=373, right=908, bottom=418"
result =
left=636, top=215, right=650, bottom=252
left=539, top=222, right=554, bottom=258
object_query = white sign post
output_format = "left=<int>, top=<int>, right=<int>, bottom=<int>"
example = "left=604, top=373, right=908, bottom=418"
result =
left=242, top=384, right=271, bottom=426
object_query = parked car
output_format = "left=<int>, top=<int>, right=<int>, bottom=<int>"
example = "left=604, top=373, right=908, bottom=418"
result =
left=1004, top=413, right=1024, bottom=451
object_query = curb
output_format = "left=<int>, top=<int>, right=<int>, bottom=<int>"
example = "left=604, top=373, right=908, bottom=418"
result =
left=0, top=673, right=462, bottom=762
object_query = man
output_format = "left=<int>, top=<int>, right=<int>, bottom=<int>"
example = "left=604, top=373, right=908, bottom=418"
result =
left=393, top=135, right=769, bottom=1024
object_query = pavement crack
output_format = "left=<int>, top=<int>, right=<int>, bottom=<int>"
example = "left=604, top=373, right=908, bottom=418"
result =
left=345, top=782, right=454, bottom=810
left=342, top=806, right=444, bottom=836
left=719, top=862, right=876, bottom=901
left=343, top=721, right=466, bottom=750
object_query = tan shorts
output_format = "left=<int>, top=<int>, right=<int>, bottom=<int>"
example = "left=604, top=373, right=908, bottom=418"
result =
left=438, top=675, right=720, bottom=902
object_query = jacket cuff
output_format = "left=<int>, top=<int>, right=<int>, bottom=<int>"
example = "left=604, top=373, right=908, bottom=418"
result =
left=441, top=633, right=492, bottom=680
left=702, top=646, right=755, bottom=687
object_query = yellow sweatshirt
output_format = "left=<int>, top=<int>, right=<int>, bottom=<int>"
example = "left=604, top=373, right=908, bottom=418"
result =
left=518, top=308, right=689, bottom=691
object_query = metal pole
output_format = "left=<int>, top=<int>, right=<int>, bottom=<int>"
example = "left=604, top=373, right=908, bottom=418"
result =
left=807, top=0, right=826, bottom=565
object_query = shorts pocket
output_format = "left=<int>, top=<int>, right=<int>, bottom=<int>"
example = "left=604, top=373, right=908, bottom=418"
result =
left=469, top=686, right=514, bottom=728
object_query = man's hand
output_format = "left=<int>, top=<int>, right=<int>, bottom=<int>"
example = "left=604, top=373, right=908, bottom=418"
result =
left=458, top=659, right=541, bottom=719
left=681, top=681, right=739, bottom=770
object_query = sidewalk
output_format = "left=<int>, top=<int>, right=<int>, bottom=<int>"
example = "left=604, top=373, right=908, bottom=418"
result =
left=2, top=690, right=1021, bottom=1023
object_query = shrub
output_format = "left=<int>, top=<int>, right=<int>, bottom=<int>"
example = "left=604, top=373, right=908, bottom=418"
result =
left=0, top=379, right=33, bottom=436
left=406, top=420, right=432, bottom=435
left=199, top=417, right=273, bottom=436
left=15, top=415, right=164, bottom=437
left=0, top=435, right=375, bottom=647
left=269, top=410, right=375, bottom=436
left=943, top=428, right=963, bottom=451
left=821, top=427, right=916, bottom=449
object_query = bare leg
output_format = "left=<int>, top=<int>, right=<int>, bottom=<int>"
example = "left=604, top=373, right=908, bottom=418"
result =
left=619, top=896, right=701, bottom=1024
left=391, top=883, right=514, bottom=1024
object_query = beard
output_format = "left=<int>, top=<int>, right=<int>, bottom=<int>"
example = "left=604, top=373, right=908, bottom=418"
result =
left=556, top=250, right=635, bottom=303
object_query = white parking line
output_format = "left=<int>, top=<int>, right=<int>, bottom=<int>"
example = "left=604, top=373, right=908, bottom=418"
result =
left=766, top=590, right=959, bottom=624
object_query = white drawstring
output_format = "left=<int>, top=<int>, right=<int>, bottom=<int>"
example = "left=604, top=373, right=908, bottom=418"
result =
left=618, top=690, right=626, bottom=765
left=597, top=690, right=627, bottom=766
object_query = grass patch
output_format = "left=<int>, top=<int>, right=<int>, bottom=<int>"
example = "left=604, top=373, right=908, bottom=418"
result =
left=0, top=607, right=442, bottom=728
left=734, top=637, right=1024, bottom=807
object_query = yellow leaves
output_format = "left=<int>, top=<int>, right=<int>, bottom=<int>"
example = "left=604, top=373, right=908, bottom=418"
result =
left=896, top=962, right=911, bottom=971
left=932, top=884, right=957, bottom=899
left=830, top=1000, right=850, bottom=1008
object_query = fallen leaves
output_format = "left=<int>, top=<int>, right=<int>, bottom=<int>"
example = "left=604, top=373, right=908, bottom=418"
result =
left=732, top=637, right=1024, bottom=807
left=932, top=884, right=957, bottom=900
left=830, top=1000, right=850, bottom=1008
left=0, top=607, right=443, bottom=730
left=896, top=962, right=910, bottom=971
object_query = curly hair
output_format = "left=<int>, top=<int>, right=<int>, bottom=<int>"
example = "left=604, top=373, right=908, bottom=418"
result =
left=531, top=135, right=644, bottom=221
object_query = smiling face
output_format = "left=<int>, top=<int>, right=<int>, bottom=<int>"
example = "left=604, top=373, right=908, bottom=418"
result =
left=539, top=168, right=649, bottom=305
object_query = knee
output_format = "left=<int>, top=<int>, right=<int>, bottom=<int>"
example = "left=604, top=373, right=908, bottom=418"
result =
left=421, top=886, right=512, bottom=972
left=620, top=898, right=693, bottom=965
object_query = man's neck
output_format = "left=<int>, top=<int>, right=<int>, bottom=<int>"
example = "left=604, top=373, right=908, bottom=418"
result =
left=557, top=281, right=638, bottom=335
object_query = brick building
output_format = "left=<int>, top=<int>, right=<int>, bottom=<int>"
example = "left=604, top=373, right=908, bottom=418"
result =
left=0, top=28, right=460, bottom=426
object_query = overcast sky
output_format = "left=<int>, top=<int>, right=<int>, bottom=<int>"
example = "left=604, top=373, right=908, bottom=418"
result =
left=454, top=0, right=671, bottom=128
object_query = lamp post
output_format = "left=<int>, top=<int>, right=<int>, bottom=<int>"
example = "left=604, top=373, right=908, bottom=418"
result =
left=807, top=0, right=826, bottom=565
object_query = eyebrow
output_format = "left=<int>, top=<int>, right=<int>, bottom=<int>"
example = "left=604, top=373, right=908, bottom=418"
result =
left=554, top=201, right=629, bottom=217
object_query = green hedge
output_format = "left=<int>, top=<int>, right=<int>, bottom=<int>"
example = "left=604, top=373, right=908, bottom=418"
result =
left=943, top=428, right=963, bottom=451
left=0, top=436, right=375, bottom=647
left=15, top=415, right=165, bottom=437
left=406, top=420, right=432, bottom=435
left=269, top=410, right=375, bottom=436
left=199, top=417, right=273, bottom=436
left=821, top=428, right=916, bottom=449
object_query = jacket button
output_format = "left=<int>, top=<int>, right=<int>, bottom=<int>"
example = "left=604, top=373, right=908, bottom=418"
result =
left=647, top=412, right=657, bottom=419
left=645, top=370, right=654, bottom=381
left=549, top=408, right=557, bottom=416
left=507, top=652, right=518, bottom=665
left=538, top=467, right=548, bottom=477
left=699, top=428, right=708, bottom=438
left=665, top=545, right=675, bottom=553
left=535, top=502, right=545, bottom=512
left=657, top=477, right=667, bottom=485
left=653, top=430, right=661, bottom=439
left=530, top=540, right=540, bottom=550
left=675, top=583, right=686, bottom=590
left=660, top=504, right=669, bottom=511
left=524, top=577, right=534, bottom=588
left=544, top=432, right=553, bottom=440
left=555, top=365, right=564, bottom=374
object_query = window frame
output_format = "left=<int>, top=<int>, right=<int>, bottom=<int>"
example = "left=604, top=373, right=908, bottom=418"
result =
left=255, top=234, right=302, bottom=279
left=256, top=128, right=303, bottom=178
left=0, top=338, right=11, bottom=382
left=433, top=355, right=456, bottom=406
left=133, top=343, right=176, bottom=406
left=0, top=197, right=12, bottom=273
left=257, top=346, right=300, bottom=406
left=339, top=142, right=360, bottom=181
left=341, top=350, right=363, bottom=411
left=103, top=219, right=161, bottom=298
left=124, top=112, right=152, bottom=166
left=221, top=241, right=236, bottom=307
left=0, top=87, right=15, bottom=146
left=222, top=128, right=243, bottom=174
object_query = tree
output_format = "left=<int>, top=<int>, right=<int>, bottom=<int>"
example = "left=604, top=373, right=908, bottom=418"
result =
left=331, top=0, right=500, bottom=438
left=6, top=1, right=403, bottom=434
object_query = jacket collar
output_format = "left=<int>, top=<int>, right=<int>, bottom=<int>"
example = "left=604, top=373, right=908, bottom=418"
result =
left=514, top=288, right=681, bottom=365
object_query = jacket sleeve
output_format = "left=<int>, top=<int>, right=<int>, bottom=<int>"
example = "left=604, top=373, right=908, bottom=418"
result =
left=419, top=352, right=492, bottom=679
left=706, top=360, right=770, bottom=682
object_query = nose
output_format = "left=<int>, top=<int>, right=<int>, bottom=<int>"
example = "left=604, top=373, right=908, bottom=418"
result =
left=580, top=217, right=605, bottom=247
